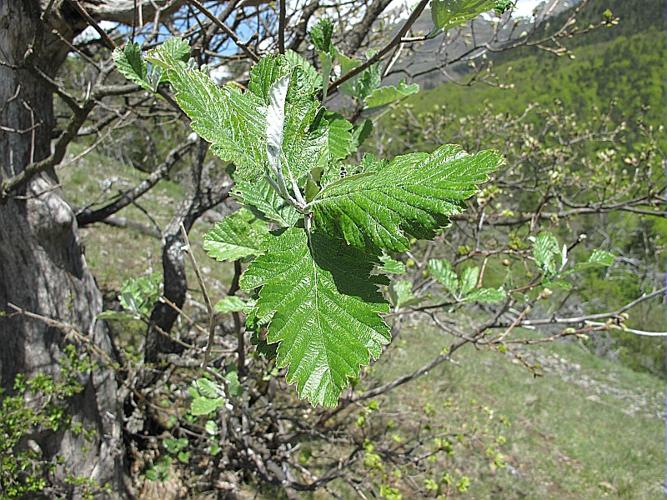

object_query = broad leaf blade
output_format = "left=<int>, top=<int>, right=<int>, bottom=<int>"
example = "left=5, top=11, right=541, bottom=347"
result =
left=311, top=145, right=503, bottom=252
left=431, top=0, right=496, bottom=32
left=459, top=266, right=480, bottom=296
left=428, top=259, right=459, bottom=295
left=240, top=229, right=390, bottom=407
left=365, top=81, right=420, bottom=108
left=147, top=40, right=267, bottom=180
left=214, top=296, right=253, bottom=314
left=533, top=232, right=560, bottom=276
left=575, top=249, right=615, bottom=271
left=464, top=287, right=506, bottom=303
left=113, top=42, right=151, bottom=91
left=203, top=208, right=269, bottom=262
left=234, top=179, right=301, bottom=227
left=326, top=114, right=356, bottom=161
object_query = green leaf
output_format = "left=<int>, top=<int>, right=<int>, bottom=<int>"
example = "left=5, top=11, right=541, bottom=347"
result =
left=326, top=113, right=356, bottom=161
left=575, top=249, right=615, bottom=271
left=234, top=179, right=301, bottom=227
left=205, top=420, right=218, bottom=435
left=337, top=51, right=381, bottom=101
left=163, top=438, right=188, bottom=454
left=532, top=232, right=560, bottom=276
left=352, top=119, right=373, bottom=149
left=365, top=81, right=420, bottom=108
left=380, top=255, right=406, bottom=275
left=113, top=43, right=150, bottom=91
left=119, top=273, right=161, bottom=317
left=240, top=228, right=390, bottom=407
left=195, top=378, right=223, bottom=399
left=249, top=56, right=328, bottom=183
left=459, top=267, right=480, bottom=296
left=214, top=296, right=252, bottom=315
left=311, top=145, right=502, bottom=252
left=310, top=18, right=334, bottom=53
left=284, top=50, right=322, bottom=92
left=389, top=280, right=420, bottom=308
left=224, top=370, right=243, bottom=397
left=203, top=208, right=269, bottom=262
left=464, top=287, right=506, bottom=303
left=249, top=52, right=320, bottom=100
left=147, top=37, right=190, bottom=66
left=147, top=40, right=267, bottom=180
left=190, top=397, right=224, bottom=416
left=431, top=0, right=496, bottom=33
left=495, top=0, right=515, bottom=14
left=428, top=259, right=459, bottom=295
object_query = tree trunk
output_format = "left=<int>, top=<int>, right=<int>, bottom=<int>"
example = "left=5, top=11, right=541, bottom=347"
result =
left=0, top=0, right=125, bottom=495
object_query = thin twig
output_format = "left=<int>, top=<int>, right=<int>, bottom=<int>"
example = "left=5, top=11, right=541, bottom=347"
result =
left=179, top=224, right=216, bottom=367
left=327, top=0, right=429, bottom=96
left=187, top=0, right=260, bottom=61
left=278, top=0, right=286, bottom=54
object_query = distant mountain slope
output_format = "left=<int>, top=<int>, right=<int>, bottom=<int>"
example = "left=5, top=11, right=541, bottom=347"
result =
left=390, top=0, right=663, bottom=89
left=404, top=28, right=664, bottom=128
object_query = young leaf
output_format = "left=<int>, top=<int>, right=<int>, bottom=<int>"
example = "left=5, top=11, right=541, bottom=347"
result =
left=147, top=37, right=190, bottom=66
left=310, top=145, right=502, bottom=252
left=240, top=229, right=390, bottom=407
left=389, top=280, right=420, bottom=308
left=337, top=51, right=381, bottom=102
left=149, top=47, right=267, bottom=180
left=234, top=179, right=301, bottom=227
left=284, top=50, right=322, bottom=92
left=575, top=249, right=615, bottom=271
left=203, top=208, right=269, bottom=262
left=214, top=296, right=253, bottom=315
left=464, top=287, right=506, bottom=303
left=428, top=259, right=459, bottom=295
left=119, top=273, right=161, bottom=318
left=310, top=18, right=334, bottom=53
left=195, top=378, right=223, bottom=399
left=532, top=232, right=560, bottom=276
left=190, top=397, right=225, bottom=416
left=224, top=370, right=243, bottom=397
left=459, top=267, right=480, bottom=296
left=431, top=0, right=497, bottom=33
left=380, top=255, right=406, bottom=275
left=266, top=75, right=290, bottom=179
left=365, top=81, right=420, bottom=109
left=113, top=43, right=150, bottom=91
left=326, top=113, right=356, bottom=161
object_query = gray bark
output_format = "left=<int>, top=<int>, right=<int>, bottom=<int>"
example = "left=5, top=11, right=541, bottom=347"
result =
left=0, top=0, right=124, bottom=495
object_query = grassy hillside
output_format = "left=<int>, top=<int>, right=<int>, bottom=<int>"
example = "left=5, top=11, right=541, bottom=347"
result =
left=60, top=156, right=665, bottom=499
left=58, top=144, right=233, bottom=295
left=363, top=327, right=664, bottom=498
left=403, top=29, right=664, bottom=130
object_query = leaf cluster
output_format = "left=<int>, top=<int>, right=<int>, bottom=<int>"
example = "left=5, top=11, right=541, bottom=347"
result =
left=114, top=32, right=502, bottom=406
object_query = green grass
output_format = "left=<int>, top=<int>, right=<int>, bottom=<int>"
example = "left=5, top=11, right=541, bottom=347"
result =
left=368, top=327, right=664, bottom=498
left=58, top=143, right=234, bottom=298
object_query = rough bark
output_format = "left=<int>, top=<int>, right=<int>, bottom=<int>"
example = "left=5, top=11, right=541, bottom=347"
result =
left=0, top=0, right=124, bottom=495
